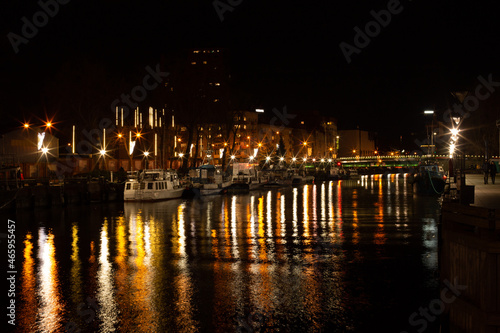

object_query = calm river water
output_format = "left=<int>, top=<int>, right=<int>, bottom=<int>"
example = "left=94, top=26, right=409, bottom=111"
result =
left=5, top=175, right=442, bottom=332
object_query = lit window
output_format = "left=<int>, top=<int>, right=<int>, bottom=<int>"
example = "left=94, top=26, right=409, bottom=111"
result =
left=243, top=125, right=246, bottom=129
left=301, top=121, right=304, bottom=125
left=191, top=61, right=196, bottom=65
left=193, top=50, right=199, bottom=53
left=243, top=117, right=246, bottom=121
left=214, top=99, right=219, bottom=102
left=215, top=83, right=220, bottom=86
left=203, top=61, right=207, bottom=64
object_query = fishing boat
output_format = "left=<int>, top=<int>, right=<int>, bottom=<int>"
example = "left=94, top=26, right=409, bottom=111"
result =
left=409, top=163, right=446, bottom=195
left=124, top=169, right=184, bottom=201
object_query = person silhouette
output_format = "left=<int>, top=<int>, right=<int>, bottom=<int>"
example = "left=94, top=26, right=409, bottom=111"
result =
left=482, top=160, right=489, bottom=184
left=490, top=161, right=497, bottom=185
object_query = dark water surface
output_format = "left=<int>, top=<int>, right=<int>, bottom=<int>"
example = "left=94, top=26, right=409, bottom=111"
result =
left=5, top=176, right=442, bottom=332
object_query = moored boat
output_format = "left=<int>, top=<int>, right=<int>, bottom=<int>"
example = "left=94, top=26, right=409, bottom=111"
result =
left=124, top=169, right=184, bottom=201
left=409, top=164, right=446, bottom=195
left=189, top=164, right=232, bottom=196
left=228, top=162, right=263, bottom=192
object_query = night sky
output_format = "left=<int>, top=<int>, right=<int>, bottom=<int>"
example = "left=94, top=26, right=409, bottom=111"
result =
left=2, top=0, right=500, bottom=149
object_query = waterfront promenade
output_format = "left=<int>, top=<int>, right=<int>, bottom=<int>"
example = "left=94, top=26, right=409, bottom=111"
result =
left=465, top=173, right=500, bottom=209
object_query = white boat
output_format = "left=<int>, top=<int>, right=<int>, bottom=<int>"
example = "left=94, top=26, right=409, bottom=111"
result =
left=124, top=169, right=184, bottom=201
left=287, top=168, right=314, bottom=185
left=229, top=162, right=263, bottom=191
left=189, top=165, right=232, bottom=196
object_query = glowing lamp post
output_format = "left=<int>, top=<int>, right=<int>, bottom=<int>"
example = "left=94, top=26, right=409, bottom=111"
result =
left=41, top=147, right=49, bottom=179
left=144, top=151, right=150, bottom=169
left=424, top=110, right=435, bottom=156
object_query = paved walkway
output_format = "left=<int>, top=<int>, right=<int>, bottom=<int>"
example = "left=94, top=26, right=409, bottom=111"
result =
left=464, top=173, right=500, bottom=209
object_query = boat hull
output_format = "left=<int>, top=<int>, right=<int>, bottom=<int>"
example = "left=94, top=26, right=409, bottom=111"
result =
left=124, top=187, right=184, bottom=201
left=412, top=176, right=445, bottom=196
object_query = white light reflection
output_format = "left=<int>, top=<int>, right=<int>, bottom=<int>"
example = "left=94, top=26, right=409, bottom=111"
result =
left=280, top=194, right=286, bottom=240
left=293, top=188, right=298, bottom=240
left=37, top=228, right=64, bottom=332
left=175, top=203, right=199, bottom=330
left=320, top=183, right=326, bottom=236
left=250, top=195, right=258, bottom=259
left=231, top=195, right=240, bottom=259
left=422, top=217, right=438, bottom=271
left=97, top=220, right=118, bottom=332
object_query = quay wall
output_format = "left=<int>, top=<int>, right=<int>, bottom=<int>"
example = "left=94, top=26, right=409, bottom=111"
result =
left=0, top=180, right=124, bottom=211
left=440, top=202, right=500, bottom=333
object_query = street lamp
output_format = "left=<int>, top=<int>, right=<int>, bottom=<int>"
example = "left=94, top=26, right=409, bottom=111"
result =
left=424, top=110, right=435, bottom=156
left=99, top=149, right=107, bottom=170
left=144, top=151, right=150, bottom=169
left=41, top=147, right=49, bottom=179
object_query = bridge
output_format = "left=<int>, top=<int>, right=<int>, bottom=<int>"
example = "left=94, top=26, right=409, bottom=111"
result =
left=337, top=154, right=450, bottom=168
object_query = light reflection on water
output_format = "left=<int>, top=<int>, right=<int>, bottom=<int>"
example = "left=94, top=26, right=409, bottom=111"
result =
left=11, top=178, right=441, bottom=332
